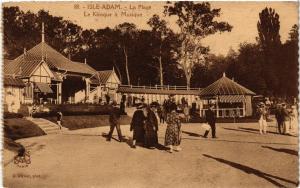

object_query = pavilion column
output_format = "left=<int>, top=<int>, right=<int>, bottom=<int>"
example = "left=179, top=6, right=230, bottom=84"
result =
left=85, top=78, right=90, bottom=103
left=216, top=96, right=219, bottom=118
left=243, top=96, right=246, bottom=117
left=57, top=82, right=62, bottom=104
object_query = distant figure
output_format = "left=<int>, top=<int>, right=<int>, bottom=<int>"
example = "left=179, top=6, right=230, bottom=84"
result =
left=130, top=104, right=146, bottom=148
left=105, top=94, right=110, bottom=104
left=183, top=104, right=190, bottom=123
left=191, top=99, right=197, bottom=116
left=144, top=106, right=159, bottom=149
left=165, top=103, right=182, bottom=153
left=282, top=103, right=291, bottom=135
left=127, top=95, right=132, bottom=107
left=157, top=105, right=165, bottom=124
left=57, top=111, right=63, bottom=130
left=274, top=103, right=284, bottom=134
left=181, top=97, right=186, bottom=105
left=120, top=99, right=126, bottom=115
left=257, top=103, right=268, bottom=134
left=204, top=105, right=217, bottom=138
left=141, top=96, right=145, bottom=103
left=290, top=105, right=298, bottom=134
left=106, top=103, right=123, bottom=142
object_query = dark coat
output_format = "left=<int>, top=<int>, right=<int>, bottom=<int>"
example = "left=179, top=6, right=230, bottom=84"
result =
left=130, top=110, right=146, bottom=143
left=275, top=107, right=284, bottom=123
left=144, top=109, right=159, bottom=147
left=205, top=109, right=216, bottom=125
left=109, top=107, right=121, bottom=125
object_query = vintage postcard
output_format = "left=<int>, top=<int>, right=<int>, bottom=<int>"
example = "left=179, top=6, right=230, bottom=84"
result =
left=2, top=1, right=299, bottom=187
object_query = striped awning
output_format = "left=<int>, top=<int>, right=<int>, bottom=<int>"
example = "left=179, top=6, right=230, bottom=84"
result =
left=218, top=95, right=245, bottom=103
left=34, top=82, right=53, bottom=93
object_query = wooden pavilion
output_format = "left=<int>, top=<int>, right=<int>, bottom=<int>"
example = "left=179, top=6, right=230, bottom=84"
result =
left=200, top=73, right=256, bottom=117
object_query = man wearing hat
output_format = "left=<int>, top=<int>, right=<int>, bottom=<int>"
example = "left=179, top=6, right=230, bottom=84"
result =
left=204, top=104, right=217, bottom=138
left=257, top=102, right=268, bottom=134
left=130, top=104, right=146, bottom=148
left=274, top=103, right=284, bottom=134
left=106, top=102, right=124, bottom=142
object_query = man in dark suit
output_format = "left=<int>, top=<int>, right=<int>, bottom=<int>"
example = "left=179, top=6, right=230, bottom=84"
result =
left=107, top=102, right=124, bottom=142
left=204, top=105, right=217, bottom=138
left=275, top=103, right=284, bottom=134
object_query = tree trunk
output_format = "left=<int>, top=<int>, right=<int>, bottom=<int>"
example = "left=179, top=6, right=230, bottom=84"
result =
left=159, top=45, right=164, bottom=86
left=123, top=46, right=131, bottom=85
left=159, top=57, right=163, bottom=86
left=186, top=74, right=191, bottom=89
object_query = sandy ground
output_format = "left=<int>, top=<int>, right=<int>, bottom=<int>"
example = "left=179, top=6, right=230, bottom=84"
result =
left=3, top=119, right=298, bottom=188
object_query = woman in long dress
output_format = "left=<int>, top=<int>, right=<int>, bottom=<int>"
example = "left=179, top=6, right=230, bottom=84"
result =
left=165, top=103, right=182, bottom=153
left=143, top=106, right=159, bottom=149
left=130, top=105, right=146, bottom=148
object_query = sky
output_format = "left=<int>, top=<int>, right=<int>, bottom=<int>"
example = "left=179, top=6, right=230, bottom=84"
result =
left=3, top=1, right=299, bottom=55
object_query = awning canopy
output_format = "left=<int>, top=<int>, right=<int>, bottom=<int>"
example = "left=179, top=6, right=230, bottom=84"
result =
left=34, top=82, right=53, bottom=93
left=218, top=95, right=245, bottom=103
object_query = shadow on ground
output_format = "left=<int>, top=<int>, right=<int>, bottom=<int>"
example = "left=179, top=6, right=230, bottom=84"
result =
left=182, top=131, right=202, bottom=137
left=203, top=154, right=298, bottom=187
left=261, top=146, right=298, bottom=156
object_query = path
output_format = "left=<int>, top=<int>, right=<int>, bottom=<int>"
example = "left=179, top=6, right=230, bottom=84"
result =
left=3, top=120, right=298, bottom=188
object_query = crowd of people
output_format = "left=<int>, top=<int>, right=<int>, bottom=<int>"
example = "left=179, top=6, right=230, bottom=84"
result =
left=257, top=102, right=298, bottom=135
left=105, top=95, right=219, bottom=153
left=106, top=95, right=184, bottom=153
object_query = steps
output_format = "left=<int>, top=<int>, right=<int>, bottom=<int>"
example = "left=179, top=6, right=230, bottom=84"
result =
left=26, top=117, right=68, bottom=135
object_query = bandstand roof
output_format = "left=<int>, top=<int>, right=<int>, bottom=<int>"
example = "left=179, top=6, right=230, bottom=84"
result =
left=200, top=73, right=255, bottom=97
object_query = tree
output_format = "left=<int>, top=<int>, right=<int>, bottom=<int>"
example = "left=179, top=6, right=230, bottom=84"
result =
left=147, top=14, right=171, bottom=86
left=164, top=2, right=232, bottom=88
left=279, top=24, right=299, bottom=98
left=115, top=23, right=138, bottom=85
left=257, top=7, right=282, bottom=96
left=257, top=7, right=281, bottom=51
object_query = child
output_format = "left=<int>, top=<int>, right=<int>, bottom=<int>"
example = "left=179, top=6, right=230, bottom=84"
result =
left=57, top=111, right=63, bottom=130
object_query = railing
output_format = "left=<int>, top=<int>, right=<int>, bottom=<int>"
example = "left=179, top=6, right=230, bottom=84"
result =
left=119, top=84, right=201, bottom=91
left=200, top=108, right=245, bottom=118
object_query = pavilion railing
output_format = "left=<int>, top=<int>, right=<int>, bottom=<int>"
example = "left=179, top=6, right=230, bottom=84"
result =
left=119, top=84, right=201, bottom=91
left=200, top=108, right=245, bottom=118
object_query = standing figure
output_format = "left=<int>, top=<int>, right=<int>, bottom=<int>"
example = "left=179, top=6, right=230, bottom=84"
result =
left=57, top=111, right=63, bottom=130
left=157, top=105, right=165, bottom=124
left=165, top=103, right=182, bottom=153
left=105, top=94, right=110, bottom=104
left=274, top=104, right=284, bottom=134
left=257, top=103, right=268, bottom=134
left=107, top=103, right=124, bottom=142
left=204, top=105, right=217, bottom=138
left=183, top=104, right=190, bottom=123
left=130, top=105, right=146, bottom=148
left=128, top=95, right=132, bottom=107
left=144, top=106, right=159, bottom=149
left=290, top=105, right=298, bottom=134
left=282, top=103, right=291, bottom=135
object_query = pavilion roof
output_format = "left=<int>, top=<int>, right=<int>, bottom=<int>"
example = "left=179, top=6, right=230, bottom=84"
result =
left=4, top=75, right=25, bottom=87
left=90, top=70, right=118, bottom=85
left=200, top=73, right=256, bottom=96
left=7, top=42, right=97, bottom=76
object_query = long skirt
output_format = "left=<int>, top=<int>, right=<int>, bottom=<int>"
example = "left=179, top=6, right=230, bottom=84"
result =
left=165, top=123, right=181, bottom=146
left=144, top=126, right=158, bottom=148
